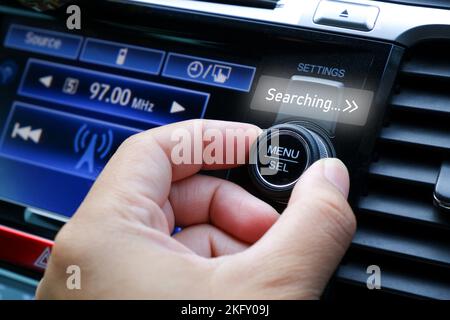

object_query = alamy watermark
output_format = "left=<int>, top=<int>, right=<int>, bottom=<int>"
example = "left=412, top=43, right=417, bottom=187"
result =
left=366, top=265, right=382, bottom=290
left=66, top=265, right=81, bottom=290
left=169, top=123, right=279, bottom=176
left=66, top=5, right=81, bottom=30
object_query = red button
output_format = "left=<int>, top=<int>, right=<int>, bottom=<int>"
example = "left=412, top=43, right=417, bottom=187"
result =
left=0, top=225, right=54, bottom=272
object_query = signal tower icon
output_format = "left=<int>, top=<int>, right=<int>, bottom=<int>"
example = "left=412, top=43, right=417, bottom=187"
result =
left=74, top=124, right=114, bottom=174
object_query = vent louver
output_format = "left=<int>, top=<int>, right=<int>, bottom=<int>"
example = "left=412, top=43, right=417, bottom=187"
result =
left=194, top=0, right=280, bottom=9
left=380, top=0, right=450, bottom=10
left=335, top=41, right=450, bottom=299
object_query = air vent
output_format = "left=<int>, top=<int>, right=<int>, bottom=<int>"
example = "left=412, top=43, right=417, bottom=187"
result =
left=335, top=40, right=450, bottom=299
left=379, top=0, right=450, bottom=10
left=194, top=0, right=280, bottom=9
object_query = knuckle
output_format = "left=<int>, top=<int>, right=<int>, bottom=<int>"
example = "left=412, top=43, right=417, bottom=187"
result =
left=49, top=220, right=95, bottom=268
left=49, top=225, right=79, bottom=268
left=48, top=221, right=112, bottom=286
left=120, top=131, right=151, bottom=152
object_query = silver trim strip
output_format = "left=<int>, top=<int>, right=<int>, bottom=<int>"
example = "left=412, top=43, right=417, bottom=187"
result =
left=26, top=206, right=69, bottom=223
left=115, top=0, right=450, bottom=46
left=433, top=193, right=450, bottom=211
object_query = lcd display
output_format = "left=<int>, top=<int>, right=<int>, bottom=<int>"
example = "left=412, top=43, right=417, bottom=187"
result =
left=250, top=75, right=374, bottom=126
left=0, top=21, right=257, bottom=218
left=0, top=16, right=396, bottom=219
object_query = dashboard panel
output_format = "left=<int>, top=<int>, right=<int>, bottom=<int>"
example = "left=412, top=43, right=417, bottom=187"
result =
left=4, top=0, right=450, bottom=301
left=0, top=11, right=400, bottom=218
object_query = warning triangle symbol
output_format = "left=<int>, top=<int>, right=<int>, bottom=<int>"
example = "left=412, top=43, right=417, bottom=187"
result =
left=34, top=247, right=51, bottom=269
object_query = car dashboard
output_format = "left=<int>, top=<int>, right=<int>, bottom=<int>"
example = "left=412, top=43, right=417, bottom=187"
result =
left=0, top=0, right=450, bottom=300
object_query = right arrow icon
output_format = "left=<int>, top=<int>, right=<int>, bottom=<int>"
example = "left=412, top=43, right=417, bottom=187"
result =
left=343, top=99, right=359, bottom=113
left=170, top=101, right=185, bottom=114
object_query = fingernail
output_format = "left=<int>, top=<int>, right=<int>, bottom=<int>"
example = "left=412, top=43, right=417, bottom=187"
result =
left=323, top=158, right=350, bottom=198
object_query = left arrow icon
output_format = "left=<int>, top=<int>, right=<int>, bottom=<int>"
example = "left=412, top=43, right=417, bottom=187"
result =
left=39, top=75, right=53, bottom=88
left=11, top=123, right=43, bottom=143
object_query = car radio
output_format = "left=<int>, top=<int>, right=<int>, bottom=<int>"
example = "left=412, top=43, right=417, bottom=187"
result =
left=0, top=3, right=402, bottom=219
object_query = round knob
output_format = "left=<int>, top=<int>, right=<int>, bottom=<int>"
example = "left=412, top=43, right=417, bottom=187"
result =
left=249, top=122, right=334, bottom=202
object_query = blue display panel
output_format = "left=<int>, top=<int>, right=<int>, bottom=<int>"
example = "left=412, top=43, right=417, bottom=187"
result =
left=0, top=23, right=262, bottom=218
left=19, top=59, right=210, bottom=125
left=0, top=152, right=96, bottom=217
left=0, top=102, right=140, bottom=180
left=80, top=38, right=165, bottom=75
left=162, top=53, right=256, bottom=92
left=4, top=24, right=83, bottom=59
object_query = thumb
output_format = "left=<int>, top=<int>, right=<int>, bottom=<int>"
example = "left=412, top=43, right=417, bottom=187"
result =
left=233, top=158, right=356, bottom=299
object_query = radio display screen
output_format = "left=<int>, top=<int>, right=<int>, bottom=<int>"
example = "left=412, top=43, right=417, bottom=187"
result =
left=0, top=15, right=396, bottom=219
left=251, top=75, right=374, bottom=126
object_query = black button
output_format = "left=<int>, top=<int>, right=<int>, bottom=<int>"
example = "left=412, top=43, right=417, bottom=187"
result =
left=255, top=129, right=310, bottom=187
left=249, top=122, right=333, bottom=202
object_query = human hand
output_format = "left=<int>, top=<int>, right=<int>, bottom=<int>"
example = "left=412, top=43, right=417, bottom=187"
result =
left=36, top=120, right=356, bottom=299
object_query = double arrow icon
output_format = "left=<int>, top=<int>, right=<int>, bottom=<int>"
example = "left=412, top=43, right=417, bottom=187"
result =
left=11, top=123, right=42, bottom=143
left=343, top=99, right=359, bottom=113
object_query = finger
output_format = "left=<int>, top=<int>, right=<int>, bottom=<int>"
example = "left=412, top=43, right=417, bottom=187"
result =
left=76, top=120, right=260, bottom=229
left=235, top=158, right=356, bottom=299
left=91, top=119, right=259, bottom=207
left=150, top=119, right=261, bottom=181
left=161, top=200, right=175, bottom=234
left=170, top=175, right=278, bottom=243
left=173, top=224, right=248, bottom=257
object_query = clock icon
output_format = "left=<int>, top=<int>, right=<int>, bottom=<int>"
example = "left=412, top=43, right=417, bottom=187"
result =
left=187, top=61, right=204, bottom=78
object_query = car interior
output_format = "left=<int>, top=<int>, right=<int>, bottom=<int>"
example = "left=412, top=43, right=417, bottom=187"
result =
left=0, top=0, right=450, bottom=300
